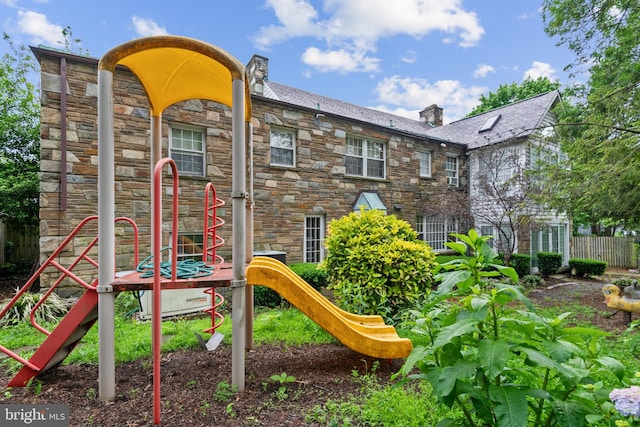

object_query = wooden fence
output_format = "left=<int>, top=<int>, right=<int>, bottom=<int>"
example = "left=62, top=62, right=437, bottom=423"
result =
left=571, top=236, right=637, bottom=268
left=0, top=221, right=39, bottom=267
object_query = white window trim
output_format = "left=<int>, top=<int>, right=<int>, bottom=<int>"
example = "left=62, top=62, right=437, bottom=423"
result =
left=445, top=154, right=459, bottom=187
left=416, top=215, right=458, bottom=252
left=270, top=127, right=296, bottom=167
left=345, top=136, right=386, bottom=179
left=169, top=124, right=206, bottom=177
left=419, top=151, right=432, bottom=178
left=304, top=215, right=325, bottom=263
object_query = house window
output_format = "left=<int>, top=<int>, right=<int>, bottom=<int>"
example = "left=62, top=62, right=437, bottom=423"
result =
left=169, top=125, right=205, bottom=176
left=305, top=216, right=325, bottom=263
left=175, top=233, right=204, bottom=261
left=530, top=225, right=567, bottom=267
left=445, top=155, right=459, bottom=186
left=419, top=151, right=432, bottom=177
left=270, top=128, right=296, bottom=167
left=416, top=215, right=458, bottom=251
left=345, top=136, right=386, bottom=179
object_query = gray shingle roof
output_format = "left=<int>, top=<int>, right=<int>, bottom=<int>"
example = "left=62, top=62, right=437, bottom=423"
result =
left=424, top=90, right=561, bottom=150
left=262, top=81, right=437, bottom=138
left=261, top=81, right=560, bottom=149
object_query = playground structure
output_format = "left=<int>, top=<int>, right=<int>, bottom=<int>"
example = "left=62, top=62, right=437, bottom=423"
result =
left=0, top=36, right=412, bottom=425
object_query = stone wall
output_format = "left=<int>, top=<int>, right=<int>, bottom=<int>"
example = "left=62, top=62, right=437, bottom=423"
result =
left=35, top=49, right=467, bottom=293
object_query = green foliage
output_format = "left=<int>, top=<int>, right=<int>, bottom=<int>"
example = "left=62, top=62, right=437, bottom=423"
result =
left=213, top=381, right=237, bottom=403
left=467, top=77, right=560, bottom=116
left=509, top=253, right=531, bottom=278
left=253, top=264, right=326, bottom=308
left=397, top=229, right=629, bottom=426
left=0, top=34, right=40, bottom=231
left=541, top=1, right=640, bottom=229
left=320, top=209, right=438, bottom=322
left=569, top=258, right=607, bottom=278
left=253, top=285, right=283, bottom=308
left=520, top=274, right=546, bottom=289
left=0, top=290, right=68, bottom=327
left=436, top=255, right=465, bottom=264
left=0, top=262, right=17, bottom=277
left=289, top=263, right=327, bottom=290
left=435, top=229, right=518, bottom=294
left=537, top=252, right=562, bottom=276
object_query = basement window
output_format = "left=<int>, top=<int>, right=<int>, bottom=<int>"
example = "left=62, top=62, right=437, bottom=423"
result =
left=353, top=191, right=387, bottom=214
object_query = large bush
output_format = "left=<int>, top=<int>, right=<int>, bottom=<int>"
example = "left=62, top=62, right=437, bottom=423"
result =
left=569, top=258, right=607, bottom=278
left=320, top=209, right=437, bottom=322
left=509, top=253, right=531, bottom=277
left=290, top=263, right=327, bottom=290
left=537, top=251, right=562, bottom=276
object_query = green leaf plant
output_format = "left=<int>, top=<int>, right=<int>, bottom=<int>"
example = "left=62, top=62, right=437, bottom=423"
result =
left=396, top=229, right=630, bottom=426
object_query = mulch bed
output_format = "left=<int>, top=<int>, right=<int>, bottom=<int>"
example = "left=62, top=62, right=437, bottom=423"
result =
left=0, top=270, right=638, bottom=426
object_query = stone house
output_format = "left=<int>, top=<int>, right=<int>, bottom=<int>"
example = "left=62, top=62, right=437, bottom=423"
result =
left=32, top=46, right=470, bottom=290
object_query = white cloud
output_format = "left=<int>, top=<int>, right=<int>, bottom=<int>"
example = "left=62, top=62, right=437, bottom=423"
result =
left=374, top=75, right=487, bottom=123
left=253, top=0, right=320, bottom=48
left=473, top=63, right=495, bottom=78
left=15, top=10, right=63, bottom=46
left=254, top=0, right=485, bottom=74
left=400, top=50, right=416, bottom=64
left=523, top=61, right=557, bottom=80
left=0, top=0, right=18, bottom=7
left=301, top=46, right=380, bottom=73
left=131, top=16, right=167, bottom=37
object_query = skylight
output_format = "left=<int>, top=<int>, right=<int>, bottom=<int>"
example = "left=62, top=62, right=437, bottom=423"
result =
left=479, top=114, right=501, bottom=132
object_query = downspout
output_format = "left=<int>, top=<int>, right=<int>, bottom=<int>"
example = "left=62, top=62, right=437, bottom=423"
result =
left=60, top=57, right=67, bottom=211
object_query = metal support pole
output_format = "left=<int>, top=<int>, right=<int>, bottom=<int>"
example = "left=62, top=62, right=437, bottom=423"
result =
left=245, top=122, right=254, bottom=350
left=97, top=69, right=116, bottom=401
left=231, top=78, right=247, bottom=391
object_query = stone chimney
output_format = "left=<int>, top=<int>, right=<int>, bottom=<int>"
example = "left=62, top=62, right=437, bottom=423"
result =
left=419, top=104, right=443, bottom=127
left=247, top=54, right=269, bottom=96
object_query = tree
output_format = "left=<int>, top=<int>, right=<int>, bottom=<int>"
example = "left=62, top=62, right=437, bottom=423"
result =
left=471, top=142, right=550, bottom=265
left=0, top=34, right=40, bottom=232
left=467, top=77, right=561, bottom=116
left=542, top=1, right=640, bottom=230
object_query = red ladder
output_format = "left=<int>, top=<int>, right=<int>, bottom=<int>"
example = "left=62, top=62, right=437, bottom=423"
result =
left=0, top=216, right=139, bottom=387
left=203, top=182, right=226, bottom=334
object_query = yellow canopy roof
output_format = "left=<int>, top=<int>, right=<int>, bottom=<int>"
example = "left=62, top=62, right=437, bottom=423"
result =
left=98, top=35, right=251, bottom=120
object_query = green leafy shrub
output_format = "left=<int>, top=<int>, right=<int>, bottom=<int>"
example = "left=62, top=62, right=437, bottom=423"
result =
left=289, top=263, right=327, bottom=290
left=0, top=263, right=17, bottom=277
left=253, top=285, right=282, bottom=308
left=397, top=229, right=629, bottom=426
left=537, top=251, right=562, bottom=276
left=509, top=253, right=531, bottom=277
left=520, top=274, right=545, bottom=288
left=435, top=255, right=464, bottom=264
left=569, top=258, right=607, bottom=278
left=320, top=209, right=437, bottom=323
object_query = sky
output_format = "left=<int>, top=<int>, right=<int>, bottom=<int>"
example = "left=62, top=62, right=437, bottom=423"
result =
left=0, top=0, right=577, bottom=124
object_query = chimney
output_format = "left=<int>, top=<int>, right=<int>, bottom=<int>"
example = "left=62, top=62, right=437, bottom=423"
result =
left=247, top=54, right=269, bottom=96
left=419, top=104, right=443, bottom=127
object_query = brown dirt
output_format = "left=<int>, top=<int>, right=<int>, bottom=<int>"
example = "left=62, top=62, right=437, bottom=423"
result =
left=0, top=269, right=638, bottom=426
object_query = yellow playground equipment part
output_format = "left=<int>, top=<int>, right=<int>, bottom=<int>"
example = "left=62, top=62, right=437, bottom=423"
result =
left=246, top=256, right=413, bottom=359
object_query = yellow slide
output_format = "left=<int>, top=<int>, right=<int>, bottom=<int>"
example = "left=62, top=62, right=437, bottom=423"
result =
left=246, top=257, right=413, bottom=359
